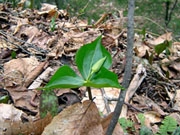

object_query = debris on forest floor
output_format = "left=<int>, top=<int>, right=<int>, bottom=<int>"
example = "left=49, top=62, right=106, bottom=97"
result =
left=0, top=2, right=180, bottom=135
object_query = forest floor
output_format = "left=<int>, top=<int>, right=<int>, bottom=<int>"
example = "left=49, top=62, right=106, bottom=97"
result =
left=0, top=2, right=180, bottom=135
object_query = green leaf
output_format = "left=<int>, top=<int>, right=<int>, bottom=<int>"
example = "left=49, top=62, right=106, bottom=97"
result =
left=11, top=50, right=17, bottom=59
left=39, top=90, right=58, bottom=118
left=0, top=95, right=9, bottom=103
left=154, top=40, right=171, bottom=55
left=141, top=27, right=146, bottom=41
left=43, top=65, right=84, bottom=90
left=173, top=127, right=180, bottom=135
left=118, top=117, right=134, bottom=133
left=140, top=126, right=152, bottom=135
left=84, top=67, right=122, bottom=88
left=138, top=113, right=145, bottom=126
left=75, top=36, right=112, bottom=80
left=157, top=116, right=177, bottom=135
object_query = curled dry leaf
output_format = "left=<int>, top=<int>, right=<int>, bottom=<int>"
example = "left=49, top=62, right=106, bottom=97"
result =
left=134, top=45, right=150, bottom=57
left=161, top=57, right=180, bottom=79
left=5, top=86, right=42, bottom=115
left=37, top=3, right=58, bottom=17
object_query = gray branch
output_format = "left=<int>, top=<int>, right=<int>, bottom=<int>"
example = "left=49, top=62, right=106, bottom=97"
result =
left=106, top=0, right=135, bottom=134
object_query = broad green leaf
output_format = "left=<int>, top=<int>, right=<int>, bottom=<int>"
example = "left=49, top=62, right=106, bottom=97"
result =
left=39, top=90, right=58, bottom=118
left=75, top=36, right=112, bottom=80
left=154, top=40, right=171, bottom=55
left=43, top=65, right=84, bottom=90
left=84, top=67, right=122, bottom=88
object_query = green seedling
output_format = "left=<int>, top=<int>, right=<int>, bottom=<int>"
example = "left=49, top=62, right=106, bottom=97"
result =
left=11, top=50, right=17, bottom=59
left=50, top=13, right=57, bottom=32
left=39, top=36, right=123, bottom=117
left=0, top=95, right=9, bottom=103
left=42, top=35, right=122, bottom=92
left=138, top=113, right=153, bottom=135
left=118, top=117, right=134, bottom=133
left=141, top=27, right=146, bottom=41
left=154, top=40, right=172, bottom=56
left=118, top=115, right=179, bottom=135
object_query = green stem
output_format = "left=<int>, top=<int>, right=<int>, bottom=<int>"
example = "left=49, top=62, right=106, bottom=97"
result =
left=30, top=0, right=34, bottom=9
left=87, top=87, right=92, bottom=100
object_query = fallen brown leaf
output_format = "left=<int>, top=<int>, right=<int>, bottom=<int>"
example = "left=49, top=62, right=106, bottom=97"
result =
left=42, top=100, right=104, bottom=135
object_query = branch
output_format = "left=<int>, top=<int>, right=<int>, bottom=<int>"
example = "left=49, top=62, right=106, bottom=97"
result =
left=106, top=0, right=135, bottom=134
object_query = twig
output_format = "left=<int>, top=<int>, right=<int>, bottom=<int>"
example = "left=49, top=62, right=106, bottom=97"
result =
left=0, top=36, right=32, bottom=55
left=124, top=102, right=144, bottom=113
left=100, top=88, right=111, bottom=114
left=94, top=13, right=109, bottom=27
left=106, top=97, right=144, bottom=113
left=0, top=30, right=48, bottom=55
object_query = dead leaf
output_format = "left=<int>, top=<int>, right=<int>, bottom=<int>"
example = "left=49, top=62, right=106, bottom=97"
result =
left=0, top=104, right=52, bottom=134
left=134, top=45, right=150, bottom=57
left=3, top=57, right=39, bottom=87
left=101, top=113, right=124, bottom=135
left=144, top=111, right=162, bottom=124
left=37, top=3, right=58, bottom=18
left=169, top=113, right=180, bottom=125
left=171, top=42, right=180, bottom=56
left=14, top=18, right=29, bottom=34
left=172, top=89, right=180, bottom=111
left=42, top=100, right=104, bottom=135
left=6, top=86, right=39, bottom=113
left=24, top=61, right=48, bottom=87
left=149, top=32, right=172, bottom=45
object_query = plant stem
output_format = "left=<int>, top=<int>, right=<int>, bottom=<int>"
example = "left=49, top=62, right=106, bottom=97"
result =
left=87, top=87, right=92, bottom=100
left=30, top=0, right=34, bottom=9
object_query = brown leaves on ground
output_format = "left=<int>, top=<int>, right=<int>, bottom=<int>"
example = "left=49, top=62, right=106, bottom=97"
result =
left=0, top=1, right=180, bottom=135
left=0, top=104, right=52, bottom=134
left=42, top=100, right=122, bottom=135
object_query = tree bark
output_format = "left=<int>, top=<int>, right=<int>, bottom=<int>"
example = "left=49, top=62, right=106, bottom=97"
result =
left=106, top=0, right=135, bottom=134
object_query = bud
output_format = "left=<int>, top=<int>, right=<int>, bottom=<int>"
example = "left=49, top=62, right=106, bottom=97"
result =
left=91, top=56, right=106, bottom=73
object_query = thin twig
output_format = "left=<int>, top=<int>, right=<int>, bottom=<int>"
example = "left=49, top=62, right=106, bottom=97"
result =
left=100, top=88, right=111, bottom=114
left=0, top=30, right=48, bottom=54
left=106, top=97, right=144, bottom=113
